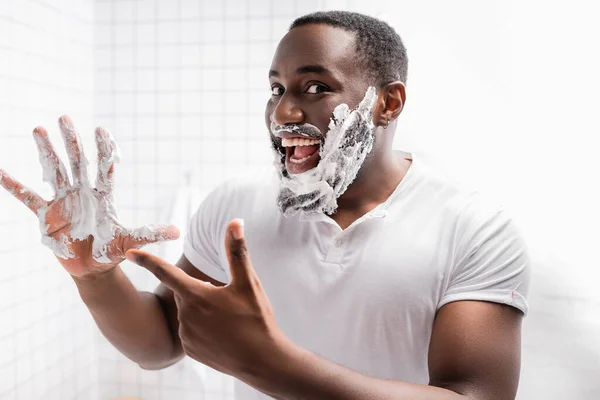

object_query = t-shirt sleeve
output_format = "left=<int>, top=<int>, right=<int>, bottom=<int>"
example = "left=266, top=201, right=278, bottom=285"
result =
left=438, top=202, right=531, bottom=315
left=183, top=186, right=229, bottom=284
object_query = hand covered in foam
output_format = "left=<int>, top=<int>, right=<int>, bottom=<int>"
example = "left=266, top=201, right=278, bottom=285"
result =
left=0, top=116, right=179, bottom=278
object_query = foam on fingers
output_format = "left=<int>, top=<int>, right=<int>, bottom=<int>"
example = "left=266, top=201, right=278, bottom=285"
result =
left=2, top=117, right=175, bottom=265
left=32, top=126, right=70, bottom=195
left=95, top=126, right=121, bottom=193
left=130, top=224, right=180, bottom=242
left=0, top=168, right=46, bottom=212
left=58, top=115, right=90, bottom=187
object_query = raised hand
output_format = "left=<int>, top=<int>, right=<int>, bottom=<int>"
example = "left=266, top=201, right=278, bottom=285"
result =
left=0, top=115, right=179, bottom=278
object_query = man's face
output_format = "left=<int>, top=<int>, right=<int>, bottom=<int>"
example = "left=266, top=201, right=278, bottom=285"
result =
left=265, top=24, right=373, bottom=175
left=265, top=24, right=380, bottom=216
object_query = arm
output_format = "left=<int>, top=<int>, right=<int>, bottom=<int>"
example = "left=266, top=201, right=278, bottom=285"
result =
left=0, top=116, right=225, bottom=370
left=126, top=221, right=525, bottom=399
left=248, top=300, right=522, bottom=400
left=74, top=255, right=225, bottom=370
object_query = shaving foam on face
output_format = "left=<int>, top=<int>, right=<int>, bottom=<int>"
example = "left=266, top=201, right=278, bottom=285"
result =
left=34, top=120, right=165, bottom=263
left=270, top=86, right=378, bottom=216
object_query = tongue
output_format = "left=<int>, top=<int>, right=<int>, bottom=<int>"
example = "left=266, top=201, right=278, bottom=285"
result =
left=293, top=144, right=320, bottom=159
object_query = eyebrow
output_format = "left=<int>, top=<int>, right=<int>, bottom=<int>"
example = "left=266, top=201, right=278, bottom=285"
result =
left=269, top=65, right=333, bottom=78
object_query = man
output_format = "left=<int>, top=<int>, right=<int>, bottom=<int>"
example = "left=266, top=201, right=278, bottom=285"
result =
left=0, top=11, right=530, bottom=400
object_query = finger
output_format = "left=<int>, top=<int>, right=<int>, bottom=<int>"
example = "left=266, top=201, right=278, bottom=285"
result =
left=224, top=218, right=257, bottom=290
left=58, top=115, right=90, bottom=187
left=126, top=249, right=195, bottom=294
left=0, top=169, right=46, bottom=213
left=95, top=126, right=120, bottom=193
left=124, top=224, right=180, bottom=249
left=32, top=126, right=71, bottom=194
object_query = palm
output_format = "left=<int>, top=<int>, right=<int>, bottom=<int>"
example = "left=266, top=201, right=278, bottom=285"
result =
left=42, top=190, right=121, bottom=277
left=0, top=116, right=178, bottom=278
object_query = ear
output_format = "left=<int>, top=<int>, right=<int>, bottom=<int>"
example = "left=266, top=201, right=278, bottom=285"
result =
left=373, top=81, right=406, bottom=127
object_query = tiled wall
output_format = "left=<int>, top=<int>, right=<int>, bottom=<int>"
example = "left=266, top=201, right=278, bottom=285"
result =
left=0, top=0, right=98, bottom=399
left=0, top=0, right=598, bottom=399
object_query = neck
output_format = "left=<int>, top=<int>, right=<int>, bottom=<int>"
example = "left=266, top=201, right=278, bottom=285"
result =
left=334, top=147, right=410, bottom=214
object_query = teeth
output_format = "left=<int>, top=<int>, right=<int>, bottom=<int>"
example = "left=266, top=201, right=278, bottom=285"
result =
left=281, top=137, right=320, bottom=147
left=289, top=155, right=312, bottom=164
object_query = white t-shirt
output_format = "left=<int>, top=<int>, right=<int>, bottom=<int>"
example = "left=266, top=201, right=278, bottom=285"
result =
left=183, top=153, right=531, bottom=399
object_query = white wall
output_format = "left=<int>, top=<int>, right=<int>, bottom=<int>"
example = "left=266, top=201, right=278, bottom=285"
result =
left=0, top=1, right=98, bottom=399
left=0, top=0, right=597, bottom=399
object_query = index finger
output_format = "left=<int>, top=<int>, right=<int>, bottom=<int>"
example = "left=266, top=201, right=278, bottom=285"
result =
left=0, top=169, right=46, bottom=213
left=125, top=249, right=198, bottom=294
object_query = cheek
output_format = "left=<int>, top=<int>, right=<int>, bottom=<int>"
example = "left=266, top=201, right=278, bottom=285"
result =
left=264, top=103, right=274, bottom=129
left=304, top=99, right=339, bottom=133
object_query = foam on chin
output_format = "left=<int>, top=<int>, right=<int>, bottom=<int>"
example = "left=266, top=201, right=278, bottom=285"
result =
left=272, top=86, right=378, bottom=216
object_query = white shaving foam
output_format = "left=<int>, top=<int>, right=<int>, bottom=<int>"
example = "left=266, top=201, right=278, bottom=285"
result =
left=271, top=86, right=378, bottom=216
left=35, top=123, right=164, bottom=262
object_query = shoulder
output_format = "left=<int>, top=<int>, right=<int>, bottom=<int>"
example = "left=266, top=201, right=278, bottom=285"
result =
left=414, top=158, right=531, bottom=313
left=412, top=154, right=523, bottom=249
left=186, top=166, right=280, bottom=253
left=192, top=167, right=281, bottom=235
left=203, top=167, right=279, bottom=211
left=410, top=155, right=504, bottom=223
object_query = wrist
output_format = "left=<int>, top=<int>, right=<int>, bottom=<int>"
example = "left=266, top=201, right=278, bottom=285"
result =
left=71, top=266, right=123, bottom=306
left=244, top=332, right=307, bottom=397
left=71, top=265, right=120, bottom=284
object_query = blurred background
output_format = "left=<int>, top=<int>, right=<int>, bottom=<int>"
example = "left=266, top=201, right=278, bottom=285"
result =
left=0, top=0, right=598, bottom=399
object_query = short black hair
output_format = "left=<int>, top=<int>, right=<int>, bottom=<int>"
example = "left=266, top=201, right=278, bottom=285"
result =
left=290, top=11, right=408, bottom=87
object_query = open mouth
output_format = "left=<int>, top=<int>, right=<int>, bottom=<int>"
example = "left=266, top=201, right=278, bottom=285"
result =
left=282, top=137, right=321, bottom=174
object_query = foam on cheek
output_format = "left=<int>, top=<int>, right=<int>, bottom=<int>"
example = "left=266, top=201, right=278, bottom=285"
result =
left=275, top=86, right=378, bottom=215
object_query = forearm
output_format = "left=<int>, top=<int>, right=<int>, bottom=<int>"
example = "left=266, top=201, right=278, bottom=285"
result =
left=249, top=340, right=467, bottom=400
left=73, top=266, right=181, bottom=369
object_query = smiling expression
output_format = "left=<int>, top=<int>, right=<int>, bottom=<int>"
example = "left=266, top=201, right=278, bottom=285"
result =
left=265, top=24, right=376, bottom=175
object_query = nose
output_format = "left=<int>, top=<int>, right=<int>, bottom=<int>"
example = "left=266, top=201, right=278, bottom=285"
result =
left=271, top=93, right=304, bottom=127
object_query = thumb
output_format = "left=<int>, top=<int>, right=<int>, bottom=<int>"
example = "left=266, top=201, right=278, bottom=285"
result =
left=124, top=224, right=180, bottom=250
left=225, top=218, right=256, bottom=289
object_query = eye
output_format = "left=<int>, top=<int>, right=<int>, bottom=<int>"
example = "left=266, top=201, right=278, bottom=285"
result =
left=271, top=85, right=284, bottom=96
left=306, top=84, right=328, bottom=94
